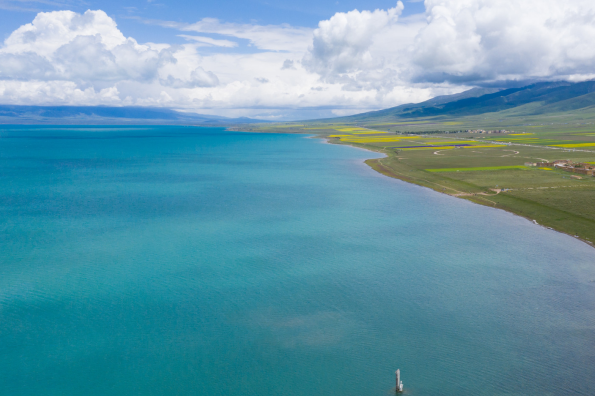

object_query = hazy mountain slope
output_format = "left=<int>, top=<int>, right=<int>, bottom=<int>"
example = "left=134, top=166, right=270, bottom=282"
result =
left=343, top=87, right=503, bottom=121
left=0, top=105, right=263, bottom=125
left=332, top=80, right=595, bottom=123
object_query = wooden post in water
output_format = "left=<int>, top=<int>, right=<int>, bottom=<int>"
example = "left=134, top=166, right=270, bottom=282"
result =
left=395, top=369, right=403, bottom=392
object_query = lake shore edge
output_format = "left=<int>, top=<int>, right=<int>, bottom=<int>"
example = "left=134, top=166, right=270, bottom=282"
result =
left=317, top=134, right=595, bottom=250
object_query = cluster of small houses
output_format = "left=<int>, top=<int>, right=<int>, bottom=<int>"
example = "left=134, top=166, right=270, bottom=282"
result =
left=467, top=129, right=511, bottom=134
left=525, top=160, right=595, bottom=179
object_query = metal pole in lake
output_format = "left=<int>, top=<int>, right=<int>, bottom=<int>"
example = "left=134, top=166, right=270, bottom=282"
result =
left=396, top=369, right=403, bottom=392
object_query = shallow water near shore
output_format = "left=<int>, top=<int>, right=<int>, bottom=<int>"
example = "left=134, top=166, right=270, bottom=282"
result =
left=1, top=125, right=594, bottom=396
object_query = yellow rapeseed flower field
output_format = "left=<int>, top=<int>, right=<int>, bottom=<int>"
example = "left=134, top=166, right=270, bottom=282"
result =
left=340, top=138, right=415, bottom=143
left=462, top=145, right=500, bottom=148
left=422, top=141, right=475, bottom=145
left=334, top=127, right=370, bottom=132
left=341, top=136, right=420, bottom=141
left=553, top=143, right=595, bottom=148
left=401, top=146, right=456, bottom=150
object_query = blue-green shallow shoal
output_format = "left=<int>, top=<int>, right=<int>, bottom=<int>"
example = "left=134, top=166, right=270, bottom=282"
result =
left=1, top=126, right=594, bottom=396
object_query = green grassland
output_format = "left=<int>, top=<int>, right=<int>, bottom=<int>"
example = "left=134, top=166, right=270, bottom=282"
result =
left=363, top=143, right=595, bottom=245
left=243, top=112, right=595, bottom=247
left=426, top=166, right=528, bottom=172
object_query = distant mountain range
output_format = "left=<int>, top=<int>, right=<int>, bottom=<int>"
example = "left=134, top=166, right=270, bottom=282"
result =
left=332, top=80, right=595, bottom=122
left=3, top=80, right=595, bottom=126
left=0, top=105, right=264, bottom=125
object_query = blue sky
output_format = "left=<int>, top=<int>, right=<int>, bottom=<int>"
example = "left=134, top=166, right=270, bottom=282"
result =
left=0, top=0, right=593, bottom=120
left=0, top=0, right=424, bottom=47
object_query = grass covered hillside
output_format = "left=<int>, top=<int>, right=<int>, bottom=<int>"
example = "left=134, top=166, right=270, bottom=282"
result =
left=335, top=80, right=595, bottom=122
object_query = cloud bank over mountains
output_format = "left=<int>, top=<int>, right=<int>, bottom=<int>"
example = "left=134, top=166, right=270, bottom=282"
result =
left=412, top=0, right=595, bottom=84
left=1, top=1, right=595, bottom=119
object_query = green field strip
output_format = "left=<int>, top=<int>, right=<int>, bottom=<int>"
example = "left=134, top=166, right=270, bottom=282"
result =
left=425, top=166, right=528, bottom=172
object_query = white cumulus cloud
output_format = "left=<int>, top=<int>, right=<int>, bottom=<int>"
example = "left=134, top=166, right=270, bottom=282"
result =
left=300, top=0, right=595, bottom=97
left=411, top=0, right=595, bottom=83
left=2, top=1, right=595, bottom=119
left=304, top=2, right=404, bottom=79
left=0, top=9, right=222, bottom=106
left=0, top=10, right=178, bottom=88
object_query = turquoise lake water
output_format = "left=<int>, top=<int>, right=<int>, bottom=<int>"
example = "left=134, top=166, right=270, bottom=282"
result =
left=1, top=126, right=594, bottom=395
